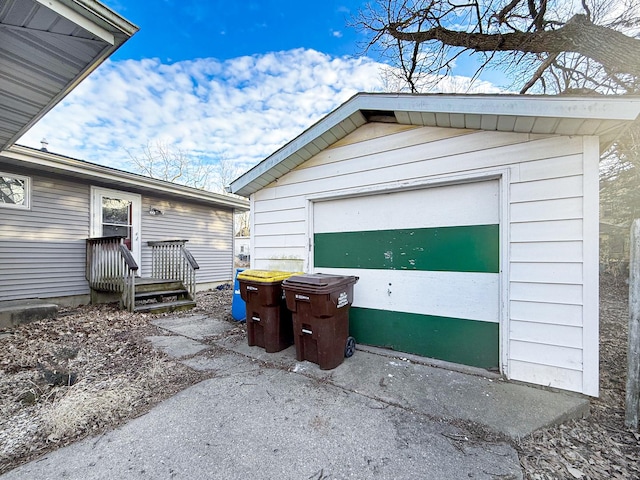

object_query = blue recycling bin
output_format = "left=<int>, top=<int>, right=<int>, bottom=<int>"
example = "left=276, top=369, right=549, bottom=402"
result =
left=231, top=268, right=246, bottom=321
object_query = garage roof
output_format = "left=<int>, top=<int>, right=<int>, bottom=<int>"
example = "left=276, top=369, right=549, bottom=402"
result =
left=0, top=0, right=138, bottom=151
left=228, top=93, right=640, bottom=198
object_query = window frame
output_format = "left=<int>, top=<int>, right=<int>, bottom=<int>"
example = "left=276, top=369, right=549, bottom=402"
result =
left=0, top=172, right=31, bottom=210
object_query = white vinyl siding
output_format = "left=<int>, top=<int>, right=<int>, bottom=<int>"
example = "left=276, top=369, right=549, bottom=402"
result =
left=250, top=123, right=599, bottom=395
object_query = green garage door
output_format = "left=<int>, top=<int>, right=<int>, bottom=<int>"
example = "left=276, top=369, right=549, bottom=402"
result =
left=313, top=180, right=500, bottom=369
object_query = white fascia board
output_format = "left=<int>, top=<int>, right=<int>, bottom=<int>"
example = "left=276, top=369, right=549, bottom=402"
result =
left=35, top=0, right=115, bottom=44
left=68, top=0, right=139, bottom=38
left=230, top=95, right=365, bottom=196
left=230, top=93, right=640, bottom=197
left=2, top=146, right=249, bottom=210
left=356, top=93, right=640, bottom=121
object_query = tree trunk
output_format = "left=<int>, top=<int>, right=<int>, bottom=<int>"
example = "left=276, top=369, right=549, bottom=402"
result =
left=388, top=14, right=640, bottom=78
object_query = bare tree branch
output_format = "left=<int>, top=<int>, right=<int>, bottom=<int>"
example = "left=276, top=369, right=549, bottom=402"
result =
left=356, top=0, right=640, bottom=94
left=386, top=15, right=640, bottom=76
left=126, top=140, right=238, bottom=194
left=520, top=52, right=558, bottom=93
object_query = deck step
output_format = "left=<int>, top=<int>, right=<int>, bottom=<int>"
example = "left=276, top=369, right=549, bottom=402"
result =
left=134, top=278, right=184, bottom=293
left=134, top=299, right=196, bottom=314
left=134, top=289, right=189, bottom=301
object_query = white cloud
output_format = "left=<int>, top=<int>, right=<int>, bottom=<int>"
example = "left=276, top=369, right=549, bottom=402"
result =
left=19, top=48, right=502, bottom=179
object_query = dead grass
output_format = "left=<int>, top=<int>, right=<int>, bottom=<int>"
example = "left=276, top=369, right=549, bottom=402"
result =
left=43, top=378, right=144, bottom=443
left=0, top=289, right=230, bottom=475
left=0, top=280, right=638, bottom=478
left=516, top=274, right=640, bottom=479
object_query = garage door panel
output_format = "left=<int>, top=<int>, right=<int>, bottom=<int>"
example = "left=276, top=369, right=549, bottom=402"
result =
left=314, top=180, right=499, bottom=233
left=312, top=179, right=500, bottom=369
left=314, top=224, right=499, bottom=273
left=350, top=307, right=499, bottom=369
left=317, top=267, right=499, bottom=323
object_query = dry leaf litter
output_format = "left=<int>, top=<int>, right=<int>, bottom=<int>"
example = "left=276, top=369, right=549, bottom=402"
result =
left=517, top=275, right=640, bottom=479
left=0, top=277, right=638, bottom=478
left=0, top=288, right=234, bottom=474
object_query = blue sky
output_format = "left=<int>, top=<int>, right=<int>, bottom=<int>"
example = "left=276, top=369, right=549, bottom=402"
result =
left=104, top=0, right=366, bottom=62
left=20, top=0, right=502, bottom=190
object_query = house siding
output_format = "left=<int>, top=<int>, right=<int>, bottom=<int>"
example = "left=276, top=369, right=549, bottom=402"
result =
left=140, top=195, right=234, bottom=286
left=0, top=163, right=237, bottom=302
left=0, top=168, right=91, bottom=301
left=250, top=123, right=598, bottom=395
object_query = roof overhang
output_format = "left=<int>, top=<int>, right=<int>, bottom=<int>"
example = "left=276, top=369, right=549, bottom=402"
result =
left=0, top=0, right=138, bottom=151
left=1, top=145, right=250, bottom=211
left=229, top=92, right=640, bottom=198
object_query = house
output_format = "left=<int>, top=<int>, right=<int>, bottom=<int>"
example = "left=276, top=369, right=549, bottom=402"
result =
left=235, top=236, right=250, bottom=262
left=1, top=145, right=249, bottom=309
left=229, top=92, right=640, bottom=396
left=0, top=0, right=249, bottom=314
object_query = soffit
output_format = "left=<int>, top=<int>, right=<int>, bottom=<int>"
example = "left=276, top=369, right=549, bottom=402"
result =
left=229, top=93, right=640, bottom=198
left=0, top=0, right=137, bottom=150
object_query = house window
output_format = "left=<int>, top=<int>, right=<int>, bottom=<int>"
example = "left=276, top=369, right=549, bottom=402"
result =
left=101, top=197, right=133, bottom=248
left=0, top=173, right=30, bottom=209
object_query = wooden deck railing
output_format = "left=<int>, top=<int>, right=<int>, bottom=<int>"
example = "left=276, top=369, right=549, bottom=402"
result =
left=86, top=236, right=139, bottom=311
left=148, top=240, right=200, bottom=299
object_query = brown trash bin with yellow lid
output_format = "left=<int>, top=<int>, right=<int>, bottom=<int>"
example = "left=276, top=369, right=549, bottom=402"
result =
left=237, top=270, right=299, bottom=353
left=282, top=273, right=358, bottom=370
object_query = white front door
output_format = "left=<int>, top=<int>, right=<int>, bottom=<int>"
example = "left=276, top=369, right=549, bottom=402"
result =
left=90, top=186, right=142, bottom=270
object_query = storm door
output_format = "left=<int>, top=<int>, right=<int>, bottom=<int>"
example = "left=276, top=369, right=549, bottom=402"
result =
left=90, top=186, right=142, bottom=270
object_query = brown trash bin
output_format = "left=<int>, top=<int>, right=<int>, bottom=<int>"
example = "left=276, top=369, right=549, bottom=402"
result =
left=237, top=270, right=299, bottom=353
left=282, top=273, right=359, bottom=370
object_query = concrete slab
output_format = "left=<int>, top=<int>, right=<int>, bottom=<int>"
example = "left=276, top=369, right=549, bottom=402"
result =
left=180, top=350, right=262, bottom=376
left=152, top=315, right=232, bottom=340
left=0, top=358, right=523, bottom=480
left=2, top=312, right=592, bottom=479
left=145, top=335, right=208, bottom=359
left=0, top=300, right=58, bottom=329
left=221, top=335, right=589, bottom=440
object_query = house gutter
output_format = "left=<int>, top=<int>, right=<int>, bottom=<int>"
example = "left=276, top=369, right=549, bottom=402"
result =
left=2, top=145, right=249, bottom=211
left=228, top=92, right=640, bottom=198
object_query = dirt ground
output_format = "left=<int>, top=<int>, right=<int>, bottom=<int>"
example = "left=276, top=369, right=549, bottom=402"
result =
left=0, top=276, right=639, bottom=477
left=0, top=289, right=232, bottom=475
left=516, top=275, right=640, bottom=479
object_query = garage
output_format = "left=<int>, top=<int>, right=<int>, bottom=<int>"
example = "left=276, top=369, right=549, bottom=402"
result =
left=312, top=180, right=500, bottom=369
left=229, top=93, right=640, bottom=396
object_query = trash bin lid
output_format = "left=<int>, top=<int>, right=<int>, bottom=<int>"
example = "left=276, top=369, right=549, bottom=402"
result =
left=282, top=273, right=358, bottom=293
left=237, top=269, right=300, bottom=283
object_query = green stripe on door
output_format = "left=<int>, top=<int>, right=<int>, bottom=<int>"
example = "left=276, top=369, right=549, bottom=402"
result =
left=315, top=224, right=499, bottom=273
left=349, top=307, right=499, bottom=369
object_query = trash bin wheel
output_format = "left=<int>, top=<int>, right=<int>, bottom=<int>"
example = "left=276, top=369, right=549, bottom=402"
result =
left=345, top=336, right=356, bottom=358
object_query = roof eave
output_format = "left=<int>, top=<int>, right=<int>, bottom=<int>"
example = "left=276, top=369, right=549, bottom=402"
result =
left=3, top=145, right=250, bottom=211
left=1, top=0, right=139, bottom=151
left=229, top=93, right=640, bottom=198
left=61, top=0, right=139, bottom=38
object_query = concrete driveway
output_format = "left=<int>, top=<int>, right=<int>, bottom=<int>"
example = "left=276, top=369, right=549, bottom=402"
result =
left=1, top=313, right=589, bottom=480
